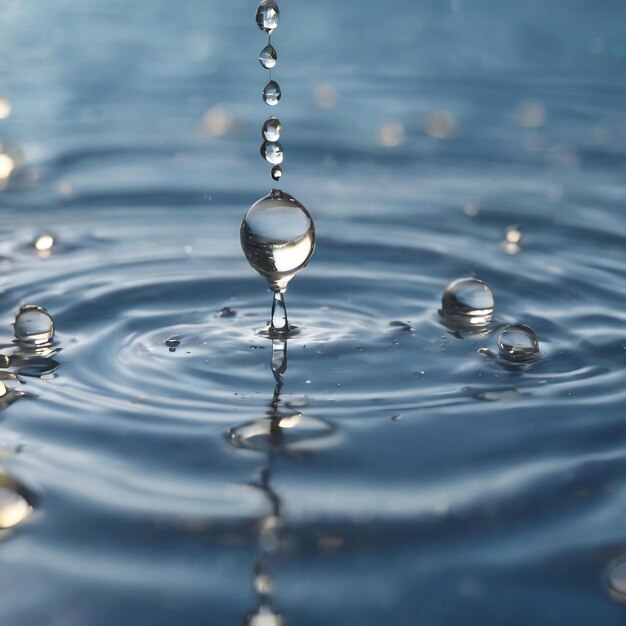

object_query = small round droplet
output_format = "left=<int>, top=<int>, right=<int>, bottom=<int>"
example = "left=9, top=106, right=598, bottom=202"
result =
left=260, top=141, right=284, bottom=165
left=259, top=44, right=277, bottom=69
left=256, top=0, right=280, bottom=33
left=271, top=166, right=282, bottom=181
left=165, top=336, right=181, bottom=352
left=33, top=233, right=55, bottom=256
left=262, top=116, right=281, bottom=142
left=241, top=189, right=315, bottom=292
left=14, top=305, right=55, bottom=345
left=263, top=81, right=281, bottom=106
left=0, top=486, right=31, bottom=529
left=498, top=324, right=539, bottom=362
left=441, top=278, right=494, bottom=327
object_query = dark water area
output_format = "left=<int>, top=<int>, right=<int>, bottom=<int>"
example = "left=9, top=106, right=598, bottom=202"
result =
left=0, top=0, right=625, bottom=624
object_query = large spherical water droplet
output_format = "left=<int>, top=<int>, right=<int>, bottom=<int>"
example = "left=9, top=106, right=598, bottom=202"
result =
left=260, top=141, right=283, bottom=165
left=498, top=324, right=539, bottom=362
left=259, top=44, right=277, bottom=69
left=241, top=189, right=315, bottom=292
left=441, top=278, right=494, bottom=327
left=14, top=304, right=55, bottom=345
left=256, top=0, right=280, bottom=33
left=271, top=166, right=282, bottom=181
left=263, top=81, right=281, bottom=106
left=262, top=116, right=281, bottom=142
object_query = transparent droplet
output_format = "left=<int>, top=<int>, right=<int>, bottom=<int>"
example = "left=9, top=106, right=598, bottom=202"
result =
left=271, top=166, right=282, bottom=181
left=260, top=141, right=283, bottom=165
left=0, top=481, right=32, bottom=529
left=498, top=324, right=539, bottom=362
left=441, top=278, right=494, bottom=327
left=165, top=336, right=181, bottom=352
left=259, top=44, right=277, bottom=69
left=263, top=81, right=281, bottom=106
left=262, top=116, right=281, bottom=142
left=241, top=189, right=315, bottom=293
left=608, top=560, right=626, bottom=603
left=256, top=0, right=280, bottom=33
left=14, top=305, right=55, bottom=345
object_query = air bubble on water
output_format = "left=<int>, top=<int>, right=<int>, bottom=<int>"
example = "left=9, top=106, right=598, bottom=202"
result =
left=260, top=141, right=284, bottom=166
left=498, top=324, right=539, bottom=362
left=13, top=305, right=55, bottom=345
left=263, top=81, right=281, bottom=106
left=0, top=483, right=31, bottom=529
left=241, top=189, right=315, bottom=294
left=262, top=116, right=281, bottom=142
left=165, top=336, right=181, bottom=352
left=259, top=44, right=277, bottom=69
left=33, top=233, right=55, bottom=256
left=440, top=278, right=494, bottom=327
left=271, top=166, right=282, bottom=181
left=256, top=0, right=280, bottom=33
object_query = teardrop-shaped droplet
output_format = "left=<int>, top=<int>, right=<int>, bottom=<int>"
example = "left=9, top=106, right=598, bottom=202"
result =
left=262, top=116, right=282, bottom=142
left=13, top=305, right=55, bottom=345
left=271, top=166, right=282, bottom=181
left=241, top=189, right=315, bottom=292
left=498, top=324, right=539, bottom=362
left=441, top=278, right=494, bottom=327
left=255, top=0, right=280, bottom=33
left=260, top=141, right=284, bottom=165
left=259, top=44, right=277, bottom=69
left=263, top=81, right=281, bottom=106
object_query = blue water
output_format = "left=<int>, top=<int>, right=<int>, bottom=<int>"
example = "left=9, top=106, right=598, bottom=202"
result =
left=0, top=1, right=625, bottom=624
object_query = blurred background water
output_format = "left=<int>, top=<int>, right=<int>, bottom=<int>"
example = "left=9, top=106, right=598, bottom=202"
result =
left=0, top=0, right=625, bottom=624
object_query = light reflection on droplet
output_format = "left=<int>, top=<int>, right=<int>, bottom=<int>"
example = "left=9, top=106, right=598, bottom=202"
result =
left=14, top=305, right=55, bottom=345
left=34, top=233, right=55, bottom=257
left=256, top=0, right=280, bottom=34
left=259, top=44, right=278, bottom=70
left=0, top=97, right=11, bottom=120
left=0, top=485, right=31, bottom=530
left=377, top=121, right=405, bottom=148
left=440, top=278, right=494, bottom=327
left=425, top=110, right=457, bottom=139
left=262, top=116, right=281, bottom=142
left=244, top=606, right=282, bottom=626
left=263, top=81, right=281, bottom=106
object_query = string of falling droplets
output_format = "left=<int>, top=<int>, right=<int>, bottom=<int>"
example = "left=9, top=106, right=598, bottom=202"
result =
left=257, top=0, right=283, bottom=182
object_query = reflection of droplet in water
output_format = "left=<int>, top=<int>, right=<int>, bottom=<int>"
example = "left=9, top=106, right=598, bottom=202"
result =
left=14, top=305, right=55, bottom=345
left=498, top=324, right=539, bottom=362
left=260, top=141, right=284, bottom=165
left=313, top=83, right=338, bottom=109
left=241, top=189, right=315, bottom=293
left=262, top=116, right=281, bottom=142
left=0, top=97, right=11, bottom=120
left=263, top=81, right=281, bottom=106
left=244, top=606, right=283, bottom=626
left=441, top=278, right=494, bottom=327
left=608, top=560, right=626, bottom=603
left=33, top=233, right=55, bottom=256
left=518, top=101, right=546, bottom=128
left=425, top=110, right=457, bottom=139
left=0, top=485, right=31, bottom=530
left=377, top=121, right=405, bottom=147
left=256, top=0, right=280, bottom=33
left=271, top=166, right=282, bottom=181
left=259, top=44, right=278, bottom=69
left=165, top=336, right=181, bottom=352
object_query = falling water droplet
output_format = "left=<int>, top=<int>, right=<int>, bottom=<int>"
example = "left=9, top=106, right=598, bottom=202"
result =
left=253, top=561, right=273, bottom=596
left=263, top=81, right=281, bottom=106
left=13, top=305, right=55, bottom=345
left=260, top=141, right=284, bottom=165
left=256, top=0, right=280, bottom=33
left=271, top=166, right=282, bottom=181
left=241, top=189, right=315, bottom=293
left=441, top=278, right=494, bottom=327
left=259, top=44, right=278, bottom=69
left=498, top=324, right=539, bottom=362
left=262, top=116, right=282, bottom=142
